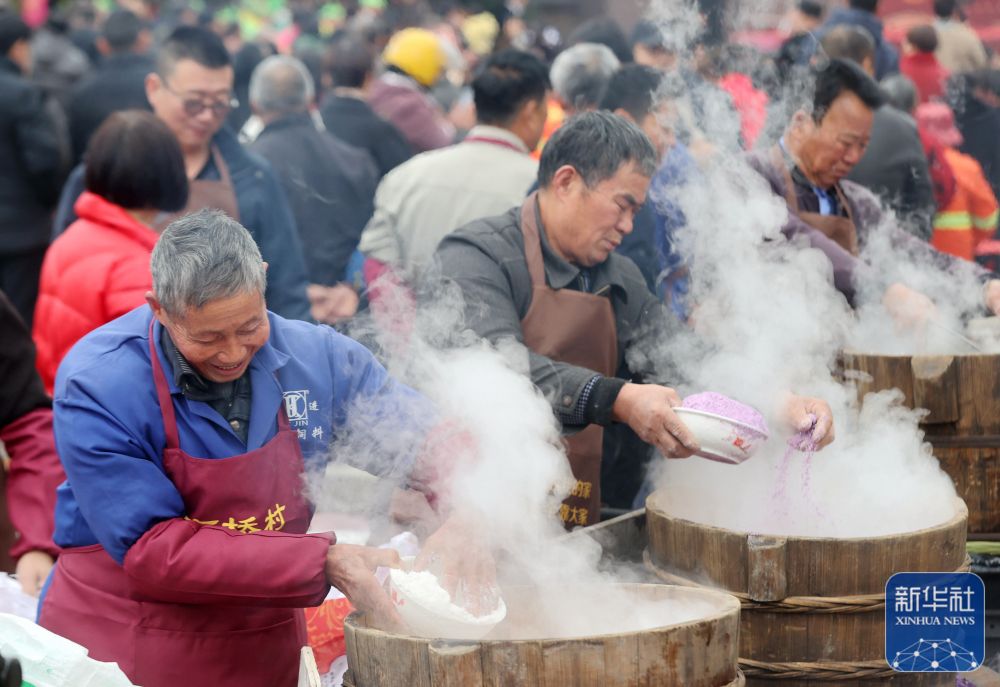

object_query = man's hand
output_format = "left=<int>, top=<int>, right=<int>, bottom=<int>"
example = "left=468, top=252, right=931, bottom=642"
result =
left=783, top=394, right=835, bottom=451
left=414, top=515, right=499, bottom=617
left=882, top=282, right=936, bottom=329
left=389, top=488, right=442, bottom=537
left=308, top=283, right=360, bottom=324
left=15, top=550, right=54, bottom=597
left=612, top=383, right=699, bottom=458
left=985, top=279, right=1000, bottom=316
left=325, top=544, right=401, bottom=626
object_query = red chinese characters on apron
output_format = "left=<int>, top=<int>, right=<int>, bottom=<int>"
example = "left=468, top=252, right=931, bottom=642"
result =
left=38, top=321, right=312, bottom=687
left=155, top=145, right=241, bottom=230
left=518, top=194, right=618, bottom=529
left=771, top=146, right=859, bottom=256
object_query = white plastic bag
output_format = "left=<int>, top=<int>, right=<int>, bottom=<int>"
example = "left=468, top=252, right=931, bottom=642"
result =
left=0, top=613, right=137, bottom=687
left=0, top=573, right=38, bottom=620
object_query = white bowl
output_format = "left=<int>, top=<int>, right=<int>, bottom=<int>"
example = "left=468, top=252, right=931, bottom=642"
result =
left=388, top=560, right=507, bottom=639
left=673, top=407, right=769, bottom=464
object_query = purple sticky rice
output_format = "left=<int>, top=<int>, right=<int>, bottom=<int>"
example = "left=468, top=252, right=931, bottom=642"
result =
left=788, top=413, right=820, bottom=451
left=682, top=392, right=769, bottom=434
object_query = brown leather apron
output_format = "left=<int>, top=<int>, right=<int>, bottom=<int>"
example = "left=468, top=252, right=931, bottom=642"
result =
left=155, top=145, right=241, bottom=230
left=770, top=146, right=859, bottom=256
left=518, top=193, right=618, bottom=528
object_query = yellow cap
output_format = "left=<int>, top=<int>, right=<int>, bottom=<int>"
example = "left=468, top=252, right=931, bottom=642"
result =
left=462, top=12, right=499, bottom=56
left=382, top=28, right=446, bottom=88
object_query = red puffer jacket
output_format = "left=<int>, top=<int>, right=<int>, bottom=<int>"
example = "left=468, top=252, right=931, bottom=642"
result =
left=33, top=191, right=158, bottom=393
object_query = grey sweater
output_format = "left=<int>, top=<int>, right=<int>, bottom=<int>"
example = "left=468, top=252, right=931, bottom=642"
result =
left=433, top=203, right=691, bottom=429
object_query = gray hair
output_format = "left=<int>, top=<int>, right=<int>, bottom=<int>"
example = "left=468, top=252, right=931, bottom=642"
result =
left=538, top=110, right=658, bottom=188
left=151, top=209, right=267, bottom=317
left=248, top=54, right=315, bottom=115
left=549, top=43, right=620, bottom=112
left=881, top=74, right=918, bottom=114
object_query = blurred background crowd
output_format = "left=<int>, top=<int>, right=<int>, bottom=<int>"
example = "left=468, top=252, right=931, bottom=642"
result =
left=0, top=0, right=1000, bottom=386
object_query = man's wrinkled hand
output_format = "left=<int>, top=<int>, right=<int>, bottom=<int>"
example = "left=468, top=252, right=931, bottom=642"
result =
left=883, top=282, right=936, bottom=329
left=782, top=393, right=835, bottom=450
left=15, top=550, right=54, bottom=597
left=308, top=283, right=360, bottom=324
left=325, top=544, right=401, bottom=627
left=985, top=279, right=1000, bottom=316
left=414, top=515, right=499, bottom=617
left=612, top=383, right=699, bottom=458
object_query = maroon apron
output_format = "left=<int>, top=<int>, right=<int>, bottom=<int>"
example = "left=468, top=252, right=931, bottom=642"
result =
left=155, top=145, right=241, bottom=230
left=518, top=194, right=618, bottom=528
left=39, top=321, right=313, bottom=687
left=771, top=146, right=859, bottom=256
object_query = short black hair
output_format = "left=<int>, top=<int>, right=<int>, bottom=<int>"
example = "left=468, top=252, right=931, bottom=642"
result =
left=600, top=64, right=663, bottom=122
left=820, top=25, right=876, bottom=67
left=472, top=48, right=549, bottom=126
left=568, top=17, right=633, bottom=64
left=848, top=0, right=879, bottom=12
left=933, top=0, right=957, bottom=19
left=85, top=110, right=188, bottom=212
left=102, top=9, right=144, bottom=53
left=538, top=110, right=657, bottom=189
left=325, top=34, right=373, bottom=89
left=156, top=25, right=231, bottom=77
left=798, top=1, right=825, bottom=19
left=906, top=24, right=938, bottom=53
left=630, top=20, right=664, bottom=49
left=813, top=57, right=885, bottom=121
left=0, top=11, right=30, bottom=56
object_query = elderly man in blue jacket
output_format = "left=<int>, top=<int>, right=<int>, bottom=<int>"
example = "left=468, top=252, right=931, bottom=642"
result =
left=38, top=209, right=487, bottom=687
left=51, top=25, right=311, bottom=321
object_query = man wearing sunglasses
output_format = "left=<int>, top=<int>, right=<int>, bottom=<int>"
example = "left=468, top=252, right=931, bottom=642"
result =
left=51, top=26, right=311, bottom=321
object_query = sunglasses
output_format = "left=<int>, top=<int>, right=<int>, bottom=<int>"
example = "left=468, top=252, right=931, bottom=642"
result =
left=161, top=78, right=239, bottom=118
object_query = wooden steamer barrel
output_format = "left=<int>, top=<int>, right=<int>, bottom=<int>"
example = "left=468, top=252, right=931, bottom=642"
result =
left=645, top=493, right=969, bottom=686
left=344, top=584, right=743, bottom=687
left=841, top=350, right=1000, bottom=535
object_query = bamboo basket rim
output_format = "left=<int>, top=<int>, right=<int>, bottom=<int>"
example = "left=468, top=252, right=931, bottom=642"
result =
left=345, top=582, right=741, bottom=644
left=345, top=668, right=748, bottom=687
left=841, top=348, right=1000, bottom=360
left=643, top=548, right=973, bottom=612
left=646, top=494, right=968, bottom=545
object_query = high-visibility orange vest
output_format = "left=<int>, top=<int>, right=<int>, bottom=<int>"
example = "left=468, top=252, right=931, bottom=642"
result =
left=931, top=147, right=999, bottom=261
left=531, top=97, right=565, bottom=161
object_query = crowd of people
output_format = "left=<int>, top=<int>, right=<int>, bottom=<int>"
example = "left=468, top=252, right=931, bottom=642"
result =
left=1, top=0, right=1000, bottom=684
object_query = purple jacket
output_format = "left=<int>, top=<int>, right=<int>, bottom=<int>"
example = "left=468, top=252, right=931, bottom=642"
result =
left=744, top=150, right=982, bottom=305
left=369, top=72, right=455, bottom=154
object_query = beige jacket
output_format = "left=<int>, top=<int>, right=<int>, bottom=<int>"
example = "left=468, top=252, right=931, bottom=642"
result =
left=358, top=125, right=537, bottom=278
left=935, top=19, right=988, bottom=74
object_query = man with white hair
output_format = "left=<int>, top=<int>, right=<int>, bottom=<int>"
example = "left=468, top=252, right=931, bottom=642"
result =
left=248, top=54, right=378, bottom=324
left=37, top=209, right=490, bottom=687
left=532, top=42, right=619, bottom=157
left=550, top=42, right=620, bottom=115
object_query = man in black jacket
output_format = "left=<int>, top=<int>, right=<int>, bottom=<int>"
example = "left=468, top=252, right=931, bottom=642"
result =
left=319, top=34, right=412, bottom=180
left=66, top=9, right=153, bottom=164
left=249, top=55, right=378, bottom=324
left=0, top=13, right=63, bottom=327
